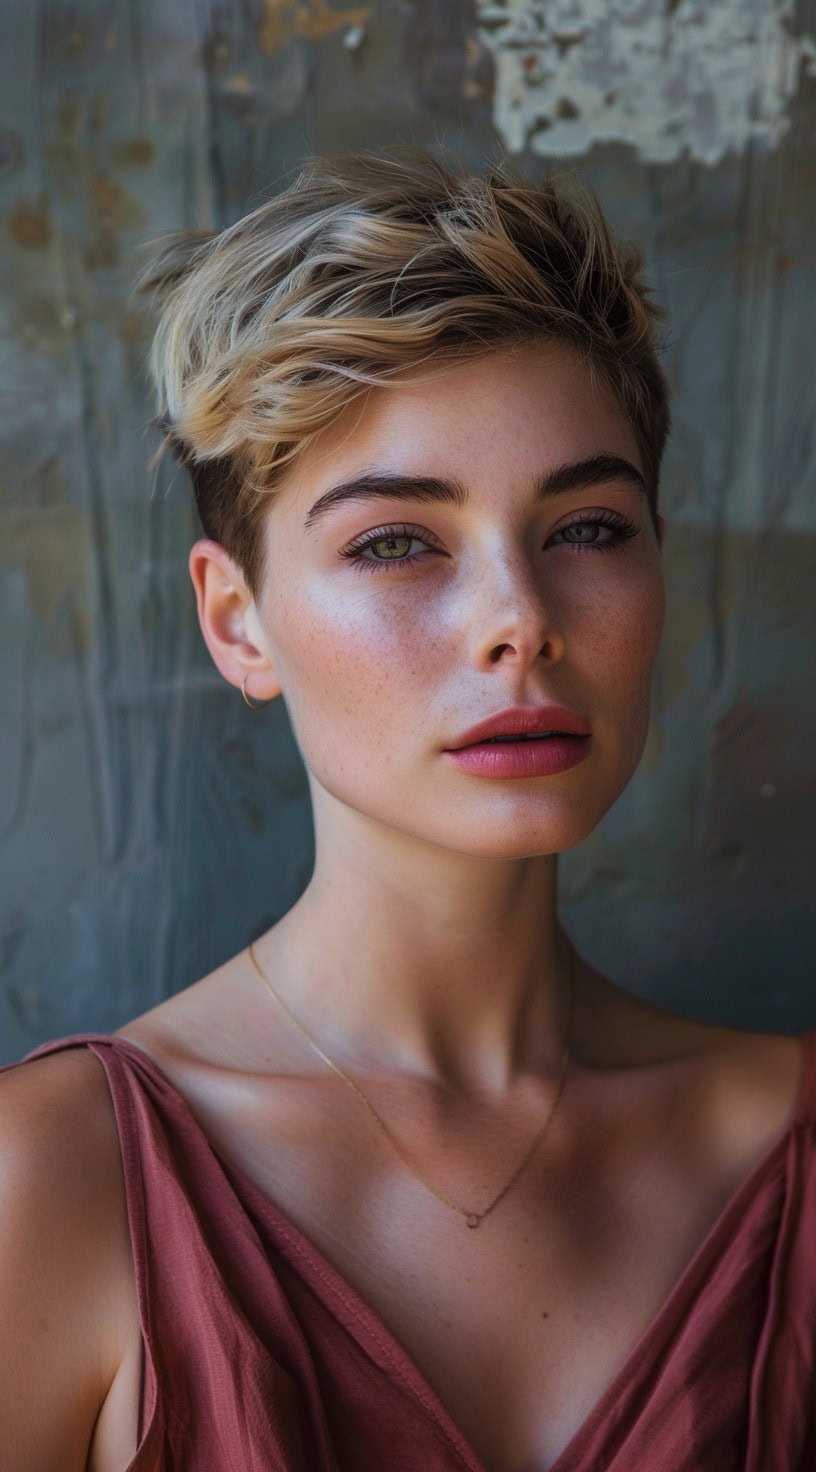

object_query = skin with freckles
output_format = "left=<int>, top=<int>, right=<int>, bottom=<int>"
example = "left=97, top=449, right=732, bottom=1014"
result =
left=77, top=338, right=803, bottom=1472
left=243, top=338, right=664, bottom=869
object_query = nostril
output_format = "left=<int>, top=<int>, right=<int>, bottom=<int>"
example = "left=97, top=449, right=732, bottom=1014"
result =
left=489, top=639, right=556, bottom=663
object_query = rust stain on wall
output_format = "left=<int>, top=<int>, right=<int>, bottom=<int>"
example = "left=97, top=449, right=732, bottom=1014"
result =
left=258, top=0, right=370, bottom=56
left=0, top=506, right=93, bottom=655
left=9, top=193, right=53, bottom=250
left=85, top=172, right=147, bottom=268
left=110, top=137, right=156, bottom=170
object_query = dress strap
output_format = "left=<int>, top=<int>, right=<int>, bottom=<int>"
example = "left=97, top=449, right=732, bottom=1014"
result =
left=8, top=1031, right=118, bottom=1065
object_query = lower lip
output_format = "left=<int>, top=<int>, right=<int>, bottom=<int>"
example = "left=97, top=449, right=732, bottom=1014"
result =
left=444, top=735, right=591, bottom=779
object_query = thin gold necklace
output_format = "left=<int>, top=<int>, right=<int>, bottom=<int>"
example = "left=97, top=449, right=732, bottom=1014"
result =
left=246, top=938, right=576, bottom=1230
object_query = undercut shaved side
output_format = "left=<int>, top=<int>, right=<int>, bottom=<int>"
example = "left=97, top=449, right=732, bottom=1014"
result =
left=139, top=146, right=671, bottom=599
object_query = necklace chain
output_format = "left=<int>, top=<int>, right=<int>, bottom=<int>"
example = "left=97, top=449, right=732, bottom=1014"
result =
left=246, top=939, right=576, bottom=1229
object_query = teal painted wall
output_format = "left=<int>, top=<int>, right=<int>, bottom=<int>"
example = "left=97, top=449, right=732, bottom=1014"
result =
left=1, top=0, right=814, bottom=1061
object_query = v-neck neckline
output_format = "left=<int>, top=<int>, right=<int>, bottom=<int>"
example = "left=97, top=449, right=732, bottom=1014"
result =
left=105, top=1029, right=815, bottom=1472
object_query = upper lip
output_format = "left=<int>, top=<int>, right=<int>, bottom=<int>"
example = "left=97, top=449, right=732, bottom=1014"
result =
left=445, top=705, right=591, bottom=750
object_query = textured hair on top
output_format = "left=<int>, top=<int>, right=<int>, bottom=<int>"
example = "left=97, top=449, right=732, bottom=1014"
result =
left=139, top=145, right=671, bottom=599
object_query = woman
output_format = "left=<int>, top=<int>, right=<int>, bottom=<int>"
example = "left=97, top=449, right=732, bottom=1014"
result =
left=1, top=148, right=813, bottom=1472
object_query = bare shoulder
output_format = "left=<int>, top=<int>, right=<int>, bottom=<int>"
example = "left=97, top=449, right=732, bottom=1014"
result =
left=0, top=1046, right=129, bottom=1236
left=689, top=1017, right=808, bottom=1154
left=2, top=1041, right=111, bottom=1123
left=0, top=1048, right=140, bottom=1471
left=580, top=963, right=807, bottom=1166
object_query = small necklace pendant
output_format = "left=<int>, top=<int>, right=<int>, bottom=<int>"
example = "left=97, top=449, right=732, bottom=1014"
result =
left=466, top=1213, right=481, bottom=1228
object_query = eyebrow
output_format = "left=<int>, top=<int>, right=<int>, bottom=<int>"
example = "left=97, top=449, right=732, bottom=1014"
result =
left=303, top=452, right=647, bottom=531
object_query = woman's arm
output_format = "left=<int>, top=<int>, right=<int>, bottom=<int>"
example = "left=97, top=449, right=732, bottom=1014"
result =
left=0, top=1049, right=139, bottom=1471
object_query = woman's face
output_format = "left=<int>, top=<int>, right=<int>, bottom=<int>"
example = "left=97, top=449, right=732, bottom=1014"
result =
left=237, top=338, right=666, bottom=858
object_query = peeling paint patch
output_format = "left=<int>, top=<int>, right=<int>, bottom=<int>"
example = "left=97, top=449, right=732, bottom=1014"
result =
left=475, top=0, right=816, bottom=164
left=258, top=0, right=370, bottom=57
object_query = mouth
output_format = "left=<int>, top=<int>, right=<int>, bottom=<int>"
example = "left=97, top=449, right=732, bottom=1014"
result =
left=444, top=730, right=591, bottom=779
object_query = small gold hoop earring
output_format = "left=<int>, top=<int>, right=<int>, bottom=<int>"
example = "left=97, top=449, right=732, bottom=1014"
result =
left=241, top=674, right=270, bottom=709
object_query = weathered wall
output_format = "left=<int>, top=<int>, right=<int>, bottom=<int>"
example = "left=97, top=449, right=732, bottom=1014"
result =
left=1, top=0, right=814, bottom=1062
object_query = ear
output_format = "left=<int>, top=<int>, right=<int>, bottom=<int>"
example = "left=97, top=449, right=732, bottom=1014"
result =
left=188, top=539, right=282, bottom=703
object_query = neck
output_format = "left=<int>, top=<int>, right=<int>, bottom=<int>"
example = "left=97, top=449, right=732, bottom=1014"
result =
left=263, top=800, right=576, bottom=1096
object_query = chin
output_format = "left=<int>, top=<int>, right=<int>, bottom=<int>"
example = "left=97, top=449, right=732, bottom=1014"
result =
left=442, top=809, right=607, bottom=861
left=360, top=799, right=609, bottom=861
left=429, top=760, right=642, bottom=860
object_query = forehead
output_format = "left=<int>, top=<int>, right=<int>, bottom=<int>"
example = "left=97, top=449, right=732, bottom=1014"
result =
left=279, top=338, right=642, bottom=512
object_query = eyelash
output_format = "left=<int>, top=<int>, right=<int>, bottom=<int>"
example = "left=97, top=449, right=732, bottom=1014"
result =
left=340, top=511, right=640, bottom=574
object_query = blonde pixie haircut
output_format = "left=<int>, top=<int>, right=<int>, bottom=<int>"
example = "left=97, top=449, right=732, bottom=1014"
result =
left=141, top=146, right=671, bottom=599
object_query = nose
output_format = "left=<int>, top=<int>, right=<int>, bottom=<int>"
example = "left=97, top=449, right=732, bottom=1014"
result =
left=467, top=546, right=566, bottom=671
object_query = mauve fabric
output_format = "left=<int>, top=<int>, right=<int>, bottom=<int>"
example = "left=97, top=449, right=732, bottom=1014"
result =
left=6, top=1029, right=816, bottom=1471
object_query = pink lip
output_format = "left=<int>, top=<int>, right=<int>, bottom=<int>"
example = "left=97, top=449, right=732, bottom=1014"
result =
left=445, top=704, right=591, bottom=750
left=442, top=705, right=592, bottom=781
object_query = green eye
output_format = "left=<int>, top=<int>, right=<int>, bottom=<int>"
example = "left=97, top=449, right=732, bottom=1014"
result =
left=551, top=514, right=640, bottom=553
left=366, top=535, right=412, bottom=556
left=342, top=524, right=441, bottom=575
left=560, top=523, right=603, bottom=544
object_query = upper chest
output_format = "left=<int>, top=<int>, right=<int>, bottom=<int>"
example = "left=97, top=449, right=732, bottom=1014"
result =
left=112, top=1019, right=798, bottom=1472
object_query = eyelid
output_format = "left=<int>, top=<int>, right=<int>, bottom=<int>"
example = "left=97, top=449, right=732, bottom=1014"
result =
left=546, top=505, right=637, bottom=538
left=340, top=522, right=444, bottom=555
left=550, top=505, right=634, bottom=526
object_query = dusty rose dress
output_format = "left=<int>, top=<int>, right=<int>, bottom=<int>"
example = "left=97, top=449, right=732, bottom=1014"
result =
left=5, top=1029, right=816, bottom=1471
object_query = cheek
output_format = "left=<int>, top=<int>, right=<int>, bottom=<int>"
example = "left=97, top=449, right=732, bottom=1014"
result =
left=576, top=562, right=665, bottom=702
left=271, top=576, right=440, bottom=732
left=561, top=561, right=664, bottom=805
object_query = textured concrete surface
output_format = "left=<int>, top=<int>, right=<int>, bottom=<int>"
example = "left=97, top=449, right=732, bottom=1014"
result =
left=1, top=0, right=814, bottom=1062
left=476, top=0, right=816, bottom=163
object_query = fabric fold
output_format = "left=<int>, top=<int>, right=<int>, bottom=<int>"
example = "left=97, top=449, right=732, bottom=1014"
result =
left=4, top=1028, right=816, bottom=1472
